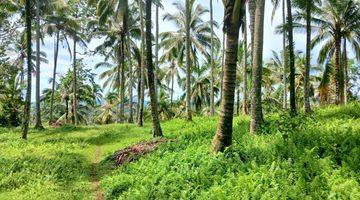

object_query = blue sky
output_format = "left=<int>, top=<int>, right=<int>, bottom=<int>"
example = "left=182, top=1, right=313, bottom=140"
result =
left=29, top=0, right=356, bottom=101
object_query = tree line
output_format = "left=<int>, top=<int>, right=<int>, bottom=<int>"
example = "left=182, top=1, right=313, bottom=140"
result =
left=0, top=0, right=359, bottom=151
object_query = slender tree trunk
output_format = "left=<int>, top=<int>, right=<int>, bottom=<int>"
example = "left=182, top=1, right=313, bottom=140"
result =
left=304, top=0, right=311, bottom=113
left=138, top=0, right=145, bottom=127
left=171, top=61, right=175, bottom=104
left=248, top=0, right=256, bottom=65
left=220, top=33, right=226, bottom=101
left=250, top=0, right=265, bottom=134
left=116, top=54, right=121, bottom=123
left=145, top=0, right=162, bottom=137
left=343, top=39, right=348, bottom=104
left=210, top=0, right=215, bottom=116
left=22, top=0, right=32, bottom=139
left=155, top=4, right=159, bottom=97
left=334, top=31, right=344, bottom=105
left=136, top=55, right=141, bottom=121
left=242, top=7, right=248, bottom=116
left=127, top=35, right=134, bottom=123
left=282, top=0, right=287, bottom=109
left=120, top=36, right=126, bottom=122
left=35, top=0, right=43, bottom=129
left=185, top=0, right=192, bottom=121
left=65, top=98, right=69, bottom=123
left=286, top=0, right=296, bottom=115
left=211, top=0, right=245, bottom=153
left=72, top=38, right=78, bottom=125
left=50, top=31, right=60, bottom=124
left=237, top=85, right=240, bottom=115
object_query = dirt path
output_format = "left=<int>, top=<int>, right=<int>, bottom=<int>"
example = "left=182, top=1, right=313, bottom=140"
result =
left=91, top=146, right=104, bottom=200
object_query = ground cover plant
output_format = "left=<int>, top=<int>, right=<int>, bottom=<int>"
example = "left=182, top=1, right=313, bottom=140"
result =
left=0, top=103, right=359, bottom=200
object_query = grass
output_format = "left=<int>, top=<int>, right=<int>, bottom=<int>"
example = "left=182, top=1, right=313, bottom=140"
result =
left=0, top=103, right=359, bottom=199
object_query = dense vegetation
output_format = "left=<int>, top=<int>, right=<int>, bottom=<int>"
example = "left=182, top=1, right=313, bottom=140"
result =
left=0, top=104, right=359, bottom=199
left=0, top=0, right=359, bottom=199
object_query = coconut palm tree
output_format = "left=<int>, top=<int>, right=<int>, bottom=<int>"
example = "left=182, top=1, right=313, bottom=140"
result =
left=145, top=0, right=162, bottom=137
left=311, top=0, right=360, bottom=105
left=22, top=0, right=32, bottom=139
left=44, top=5, right=80, bottom=124
left=209, top=0, right=215, bottom=116
left=185, top=0, right=192, bottom=121
left=271, top=0, right=287, bottom=109
left=211, top=0, right=245, bottom=153
left=285, top=0, right=297, bottom=115
left=160, top=0, right=217, bottom=120
left=161, top=52, right=180, bottom=104
left=250, top=0, right=265, bottom=134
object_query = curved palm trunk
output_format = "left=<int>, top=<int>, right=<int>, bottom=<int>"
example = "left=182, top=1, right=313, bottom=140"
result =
left=127, top=35, right=134, bottom=123
left=35, top=0, right=43, bottom=129
left=211, top=0, right=245, bottom=153
left=286, top=0, right=296, bottom=115
left=242, top=8, right=248, bottom=116
left=72, top=38, right=78, bottom=126
left=210, top=0, right=215, bottom=116
left=50, top=31, right=60, bottom=124
left=185, top=0, right=192, bottom=121
left=145, top=0, right=162, bottom=137
left=250, top=0, right=265, bottom=134
left=343, top=39, right=348, bottom=104
left=282, top=0, right=287, bottom=109
left=304, top=0, right=311, bottom=113
left=22, top=0, right=32, bottom=139
left=137, top=0, right=145, bottom=127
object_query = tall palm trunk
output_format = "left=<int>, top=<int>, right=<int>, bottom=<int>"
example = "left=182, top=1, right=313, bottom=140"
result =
left=137, top=0, right=145, bottom=127
left=343, top=39, right=348, bottom=104
left=334, top=31, right=344, bottom=105
left=136, top=53, right=141, bottom=120
left=250, top=0, right=265, bottom=134
left=185, top=0, right=192, bottom=121
left=171, top=61, right=175, bottom=104
left=155, top=4, right=159, bottom=97
left=286, top=0, right=296, bottom=115
left=282, top=0, right=287, bottom=109
left=127, top=35, right=134, bottom=123
left=248, top=0, right=256, bottom=65
left=211, top=0, right=245, bottom=153
left=242, top=8, right=248, bottom=116
left=145, top=0, right=162, bottom=137
left=22, top=0, right=32, bottom=139
left=220, top=33, right=226, bottom=100
left=304, top=0, right=311, bottom=113
left=120, top=36, right=126, bottom=122
left=50, top=31, right=60, bottom=124
left=209, top=0, right=215, bottom=116
left=65, top=97, right=69, bottom=123
left=72, top=38, right=78, bottom=125
left=35, top=0, right=43, bottom=129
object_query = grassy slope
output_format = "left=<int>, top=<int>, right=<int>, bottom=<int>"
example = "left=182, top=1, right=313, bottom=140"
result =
left=0, top=103, right=359, bottom=199
left=100, top=103, right=360, bottom=199
left=0, top=123, right=152, bottom=200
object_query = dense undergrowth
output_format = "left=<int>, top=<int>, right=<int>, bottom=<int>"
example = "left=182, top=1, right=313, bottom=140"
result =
left=100, top=103, right=360, bottom=199
left=0, top=103, right=359, bottom=199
